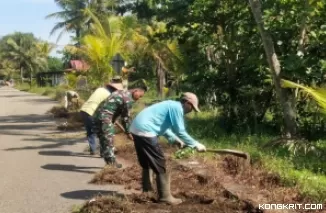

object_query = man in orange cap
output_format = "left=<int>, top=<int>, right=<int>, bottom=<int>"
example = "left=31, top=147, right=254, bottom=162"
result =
left=129, top=92, right=206, bottom=205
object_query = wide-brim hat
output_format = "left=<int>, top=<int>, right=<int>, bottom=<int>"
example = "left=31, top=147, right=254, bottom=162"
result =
left=107, top=82, right=124, bottom=90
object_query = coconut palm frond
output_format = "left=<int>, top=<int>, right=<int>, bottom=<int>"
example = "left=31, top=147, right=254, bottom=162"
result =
left=282, top=79, right=326, bottom=113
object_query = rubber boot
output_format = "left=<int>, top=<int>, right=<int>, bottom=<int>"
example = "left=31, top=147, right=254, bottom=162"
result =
left=104, top=156, right=122, bottom=168
left=141, top=169, right=155, bottom=200
left=142, top=169, right=154, bottom=192
left=156, top=173, right=182, bottom=205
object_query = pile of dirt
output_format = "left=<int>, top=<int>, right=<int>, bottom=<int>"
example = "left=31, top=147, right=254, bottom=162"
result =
left=48, top=106, right=69, bottom=118
left=81, top=161, right=261, bottom=213
left=56, top=113, right=84, bottom=130
left=84, top=133, right=324, bottom=213
left=48, top=105, right=84, bottom=130
left=216, top=156, right=313, bottom=208
left=89, top=164, right=142, bottom=190
left=222, top=156, right=242, bottom=176
left=76, top=195, right=132, bottom=213
left=89, top=139, right=181, bottom=186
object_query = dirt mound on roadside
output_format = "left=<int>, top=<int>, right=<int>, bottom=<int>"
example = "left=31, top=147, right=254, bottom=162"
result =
left=79, top=161, right=262, bottom=213
left=85, top=155, right=265, bottom=212
left=48, top=105, right=84, bottom=130
left=76, top=196, right=132, bottom=213
left=89, top=165, right=142, bottom=190
left=48, top=106, right=68, bottom=117
left=84, top=133, right=320, bottom=213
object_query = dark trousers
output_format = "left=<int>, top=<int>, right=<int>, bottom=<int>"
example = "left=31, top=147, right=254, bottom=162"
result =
left=132, top=134, right=166, bottom=174
left=80, top=111, right=97, bottom=153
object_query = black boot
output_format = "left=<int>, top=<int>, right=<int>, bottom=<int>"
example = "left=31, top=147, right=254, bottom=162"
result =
left=142, top=169, right=154, bottom=192
left=104, top=156, right=122, bottom=168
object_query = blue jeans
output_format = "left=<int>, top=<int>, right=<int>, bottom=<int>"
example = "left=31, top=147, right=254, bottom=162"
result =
left=80, top=111, right=97, bottom=153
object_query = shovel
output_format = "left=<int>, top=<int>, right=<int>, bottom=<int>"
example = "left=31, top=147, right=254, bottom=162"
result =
left=205, top=148, right=250, bottom=160
left=175, top=137, right=250, bottom=161
left=179, top=141, right=250, bottom=164
left=204, top=148, right=251, bottom=169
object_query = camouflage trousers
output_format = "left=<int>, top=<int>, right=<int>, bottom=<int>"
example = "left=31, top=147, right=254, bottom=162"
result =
left=93, top=118, right=116, bottom=160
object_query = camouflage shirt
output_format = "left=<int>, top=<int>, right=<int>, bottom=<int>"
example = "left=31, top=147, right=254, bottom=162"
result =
left=94, top=90, right=134, bottom=133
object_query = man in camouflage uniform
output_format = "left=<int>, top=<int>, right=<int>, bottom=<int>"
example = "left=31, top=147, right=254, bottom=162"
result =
left=93, top=87, right=146, bottom=167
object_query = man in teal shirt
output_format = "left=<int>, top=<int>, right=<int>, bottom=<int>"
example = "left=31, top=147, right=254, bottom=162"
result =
left=129, top=92, right=206, bottom=205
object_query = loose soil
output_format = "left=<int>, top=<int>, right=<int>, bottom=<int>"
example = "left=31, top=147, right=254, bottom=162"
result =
left=48, top=105, right=84, bottom=130
left=84, top=161, right=261, bottom=213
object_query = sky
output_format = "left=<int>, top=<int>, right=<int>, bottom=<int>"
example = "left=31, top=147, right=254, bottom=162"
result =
left=0, top=0, right=73, bottom=57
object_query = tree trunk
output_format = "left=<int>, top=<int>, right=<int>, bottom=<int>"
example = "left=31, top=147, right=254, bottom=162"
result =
left=76, top=28, right=81, bottom=42
left=75, top=28, right=81, bottom=51
left=249, top=0, right=297, bottom=137
left=298, top=0, right=309, bottom=53
left=30, top=71, right=32, bottom=89
left=20, top=66, right=23, bottom=84
left=156, top=61, right=165, bottom=99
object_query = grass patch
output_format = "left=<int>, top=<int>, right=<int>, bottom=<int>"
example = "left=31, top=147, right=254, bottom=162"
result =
left=15, top=83, right=67, bottom=101
left=15, top=84, right=88, bottom=108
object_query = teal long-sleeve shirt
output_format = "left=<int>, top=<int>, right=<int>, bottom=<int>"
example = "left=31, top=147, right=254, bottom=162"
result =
left=129, top=100, right=200, bottom=148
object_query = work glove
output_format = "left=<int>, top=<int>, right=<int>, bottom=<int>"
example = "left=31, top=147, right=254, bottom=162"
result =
left=195, top=143, right=206, bottom=152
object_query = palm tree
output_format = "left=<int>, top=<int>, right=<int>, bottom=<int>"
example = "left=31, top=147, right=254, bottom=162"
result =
left=249, top=0, right=297, bottom=137
left=46, top=0, right=89, bottom=43
left=135, top=21, right=184, bottom=98
left=66, top=9, right=141, bottom=85
left=0, top=60, right=16, bottom=80
left=38, top=42, right=55, bottom=57
left=4, top=35, right=49, bottom=88
left=46, top=0, right=113, bottom=44
left=89, top=0, right=112, bottom=17
left=1, top=33, right=37, bottom=83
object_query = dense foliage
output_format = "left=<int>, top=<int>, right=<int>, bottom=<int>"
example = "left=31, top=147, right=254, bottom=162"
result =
left=3, top=0, right=326, bottom=140
left=126, top=0, right=326, bottom=139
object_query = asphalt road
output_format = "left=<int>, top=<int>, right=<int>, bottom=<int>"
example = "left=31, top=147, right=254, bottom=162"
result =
left=0, top=87, right=124, bottom=213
